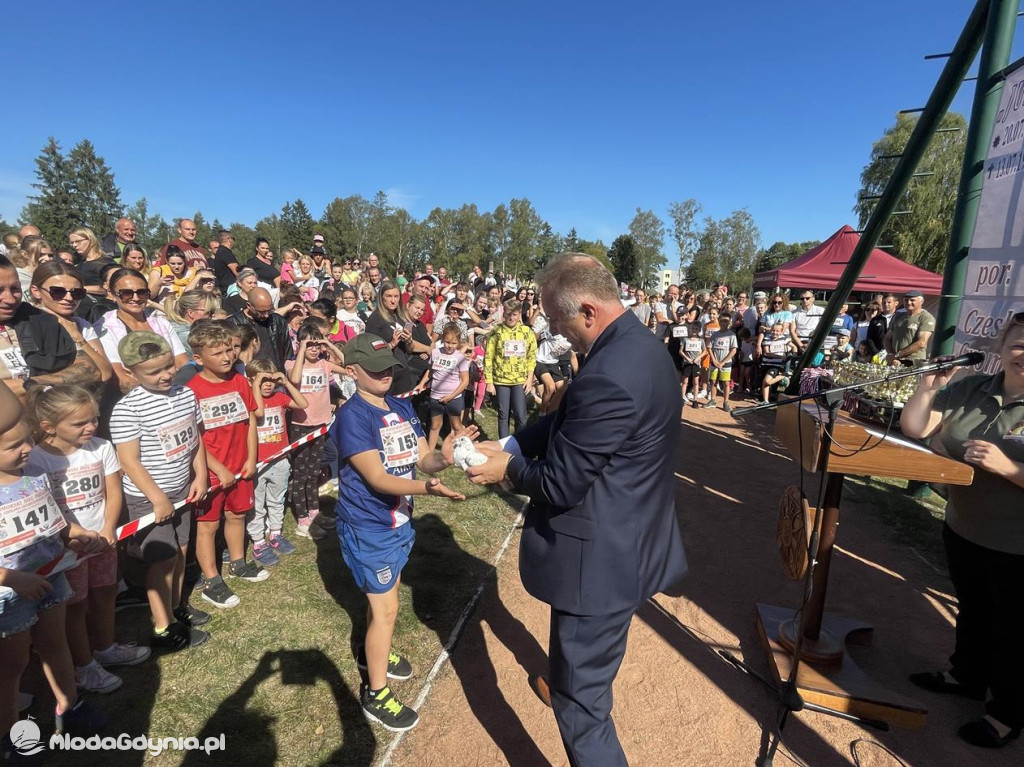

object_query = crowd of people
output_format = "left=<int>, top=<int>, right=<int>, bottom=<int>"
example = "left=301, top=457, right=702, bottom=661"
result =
left=0, top=218, right=578, bottom=742
left=2, top=217, right=1018, bottom=752
left=624, top=283, right=937, bottom=413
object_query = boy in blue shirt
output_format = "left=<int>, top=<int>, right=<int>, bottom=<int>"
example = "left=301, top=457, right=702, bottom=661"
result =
left=329, top=334, right=475, bottom=732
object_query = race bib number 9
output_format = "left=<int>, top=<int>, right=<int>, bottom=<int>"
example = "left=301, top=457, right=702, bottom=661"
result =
left=503, top=339, right=526, bottom=358
left=157, top=416, right=198, bottom=461
left=0, top=486, right=66, bottom=557
left=258, top=406, right=286, bottom=444
left=199, top=392, right=248, bottom=429
left=380, top=421, right=419, bottom=469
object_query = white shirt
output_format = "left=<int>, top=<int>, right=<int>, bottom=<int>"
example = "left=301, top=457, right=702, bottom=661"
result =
left=95, top=310, right=187, bottom=365
left=25, top=438, right=120, bottom=532
left=792, top=305, right=824, bottom=340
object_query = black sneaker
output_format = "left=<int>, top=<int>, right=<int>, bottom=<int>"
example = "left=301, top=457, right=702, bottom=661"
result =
left=226, top=560, right=270, bottom=583
left=201, top=577, right=240, bottom=609
left=356, top=648, right=413, bottom=681
left=173, top=602, right=212, bottom=627
left=114, top=587, right=148, bottom=613
left=360, top=685, right=419, bottom=732
left=152, top=621, right=210, bottom=651
left=55, top=699, right=105, bottom=735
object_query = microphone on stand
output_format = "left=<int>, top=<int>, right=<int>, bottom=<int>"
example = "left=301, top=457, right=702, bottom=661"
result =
left=899, top=351, right=984, bottom=372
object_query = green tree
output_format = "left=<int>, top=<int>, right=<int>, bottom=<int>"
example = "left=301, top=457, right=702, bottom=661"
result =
left=189, top=211, right=214, bottom=250
left=627, top=208, right=666, bottom=289
left=668, top=199, right=702, bottom=275
left=123, top=197, right=173, bottom=256
left=21, top=137, right=78, bottom=244
left=253, top=212, right=286, bottom=258
left=854, top=112, right=966, bottom=273
left=505, top=198, right=542, bottom=278
left=753, top=240, right=821, bottom=273
left=536, top=222, right=561, bottom=270
left=319, top=195, right=372, bottom=258
left=229, top=222, right=257, bottom=265
left=608, top=234, right=639, bottom=287
left=66, top=140, right=123, bottom=236
left=687, top=209, right=762, bottom=290
left=281, top=199, right=315, bottom=249
left=376, top=207, right=421, bottom=277
left=563, top=227, right=579, bottom=252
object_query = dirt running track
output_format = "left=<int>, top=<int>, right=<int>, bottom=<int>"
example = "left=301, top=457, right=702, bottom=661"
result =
left=390, top=405, right=1019, bottom=767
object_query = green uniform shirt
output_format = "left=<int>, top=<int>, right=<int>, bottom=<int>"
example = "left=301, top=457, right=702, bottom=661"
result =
left=932, top=372, right=1024, bottom=554
left=890, top=309, right=935, bottom=360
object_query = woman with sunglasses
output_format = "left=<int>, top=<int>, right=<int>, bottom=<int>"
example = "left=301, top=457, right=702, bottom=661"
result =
left=902, top=315, right=1024, bottom=748
left=755, top=293, right=796, bottom=359
left=28, top=261, right=112, bottom=384
left=95, top=268, right=188, bottom=393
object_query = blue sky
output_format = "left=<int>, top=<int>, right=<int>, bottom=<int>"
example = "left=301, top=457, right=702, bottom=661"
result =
left=3, top=0, right=1021, bottom=253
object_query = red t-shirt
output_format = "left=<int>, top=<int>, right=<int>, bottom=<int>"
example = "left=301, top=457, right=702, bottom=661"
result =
left=158, top=238, right=208, bottom=269
left=401, top=293, right=434, bottom=326
left=256, top=390, right=293, bottom=463
left=187, top=371, right=256, bottom=472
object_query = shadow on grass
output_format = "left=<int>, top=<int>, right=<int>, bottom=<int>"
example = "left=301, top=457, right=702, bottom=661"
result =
left=313, top=505, right=550, bottom=766
left=180, top=648, right=374, bottom=767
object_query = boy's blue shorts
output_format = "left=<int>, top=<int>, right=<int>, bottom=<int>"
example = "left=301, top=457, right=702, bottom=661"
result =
left=336, top=519, right=415, bottom=594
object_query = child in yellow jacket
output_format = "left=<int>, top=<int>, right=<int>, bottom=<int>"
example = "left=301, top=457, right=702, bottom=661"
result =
left=484, top=299, right=537, bottom=438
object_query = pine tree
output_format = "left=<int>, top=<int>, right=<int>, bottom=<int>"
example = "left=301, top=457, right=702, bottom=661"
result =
left=21, top=137, right=78, bottom=244
left=67, top=140, right=123, bottom=235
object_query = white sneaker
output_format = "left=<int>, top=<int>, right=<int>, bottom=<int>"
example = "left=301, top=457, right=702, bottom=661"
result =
left=294, top=519, right=312, bottom=539
left=318, top=478, right=339, bottom=495
left=76, top=660, right=123, bottom=694
left=685, top=392, right=694, bottom=401
left=94, top=642, right=152, bottom=668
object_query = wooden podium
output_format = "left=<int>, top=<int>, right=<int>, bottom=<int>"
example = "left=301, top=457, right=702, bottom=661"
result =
left=756, top=403, right=974, bottom=729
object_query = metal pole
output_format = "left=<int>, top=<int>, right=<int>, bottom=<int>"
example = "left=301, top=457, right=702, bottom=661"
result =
left=788, top=0, right=991, bottom=390
left=934, top=0, right=1020, bottom=355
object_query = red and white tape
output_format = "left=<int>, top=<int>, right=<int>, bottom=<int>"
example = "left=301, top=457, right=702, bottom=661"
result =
left=35, top=420, right=333, bottom=576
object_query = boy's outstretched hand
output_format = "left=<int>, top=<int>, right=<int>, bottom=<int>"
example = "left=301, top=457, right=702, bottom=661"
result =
left=425, top=477, right=466, bottom=500
left=441, top=424, right=479, bottom=465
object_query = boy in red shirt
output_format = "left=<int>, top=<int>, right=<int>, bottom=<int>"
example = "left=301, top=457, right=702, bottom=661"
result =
left=186, top=322, right=264, bottom=609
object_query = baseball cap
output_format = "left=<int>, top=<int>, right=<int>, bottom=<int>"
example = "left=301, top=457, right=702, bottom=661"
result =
left=310, top=246, right=325, bottom=255
left=313, top=233, right=325, bottom=242
left=904, top=289, right=923, bottom=298
left=343, top=333, right=404, bottom=372
left=119, top=331, right=172, bottom=367
left=836, top=327, right=851, bottom=337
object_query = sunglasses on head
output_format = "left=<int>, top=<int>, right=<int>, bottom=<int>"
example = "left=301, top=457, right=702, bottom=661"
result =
left=117, top=288, right=151, bottom=301
left=43, top=285, right=87, bottom=301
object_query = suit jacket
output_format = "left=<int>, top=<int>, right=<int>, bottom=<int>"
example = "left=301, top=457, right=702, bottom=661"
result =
left=508, top=311, right=688, bottom=615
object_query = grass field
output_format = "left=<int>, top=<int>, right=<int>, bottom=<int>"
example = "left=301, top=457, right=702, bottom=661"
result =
left=28, top=409, right=523, bottom=767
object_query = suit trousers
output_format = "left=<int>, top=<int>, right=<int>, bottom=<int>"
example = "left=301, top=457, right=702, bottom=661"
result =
left=549, top=604, right=637, bottom=767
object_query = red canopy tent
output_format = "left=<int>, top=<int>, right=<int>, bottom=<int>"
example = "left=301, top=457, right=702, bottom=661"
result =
left=752, top=225, right=943, bottom=295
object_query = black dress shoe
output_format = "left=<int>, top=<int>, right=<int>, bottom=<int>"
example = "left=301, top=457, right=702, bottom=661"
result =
left=909, top=670, right=986, bottom=701
left=958, top=717, right=1021, bottom=748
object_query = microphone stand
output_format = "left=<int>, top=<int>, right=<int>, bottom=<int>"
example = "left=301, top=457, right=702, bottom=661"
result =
left=729, top=362, right=943, bottom=766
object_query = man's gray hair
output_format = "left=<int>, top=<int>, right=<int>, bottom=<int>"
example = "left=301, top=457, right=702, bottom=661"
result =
left=536, top=253, right=620, bottom=320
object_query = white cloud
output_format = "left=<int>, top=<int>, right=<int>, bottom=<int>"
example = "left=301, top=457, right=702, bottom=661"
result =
left=383, top=187, right=420, bottom=213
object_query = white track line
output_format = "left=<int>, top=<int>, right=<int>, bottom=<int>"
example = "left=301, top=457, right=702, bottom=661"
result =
left=378, top=499, right=528, bottom=767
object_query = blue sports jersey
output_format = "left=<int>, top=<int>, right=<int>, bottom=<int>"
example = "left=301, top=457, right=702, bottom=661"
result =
left=331, top=393, right=425, bottom=530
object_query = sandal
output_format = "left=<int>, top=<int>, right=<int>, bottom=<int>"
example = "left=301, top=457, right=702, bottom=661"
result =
left=909, top=670, right=986, bottom=701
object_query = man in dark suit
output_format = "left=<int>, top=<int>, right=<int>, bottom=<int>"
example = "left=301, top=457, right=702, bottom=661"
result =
left=469, top=253, right=688, bottom=766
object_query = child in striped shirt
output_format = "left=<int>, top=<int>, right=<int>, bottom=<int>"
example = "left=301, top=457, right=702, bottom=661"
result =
left=109, top=332, right=210, bottom=651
